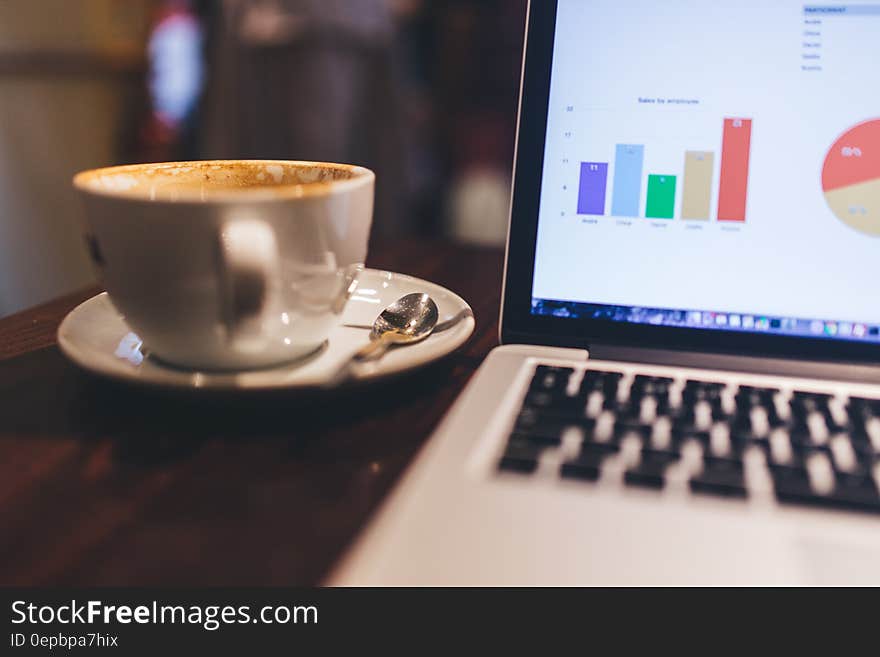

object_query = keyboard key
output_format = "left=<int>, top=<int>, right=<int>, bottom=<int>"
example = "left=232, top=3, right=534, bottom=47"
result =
left=824, top=398, right=849, bottom=433
left=523, top=390, right=556, bottom=409
left=768, top=429, right=794, bottom=465
left=630, top=376, right=673, bottom=408
left=710, top=400, right=728, bottom=422
left=581, top=441, right=620, bottom=456
left=852, top=439, right=879, bottom=464
left=832, top=472, right=880, bottom=511
left=602, top=398, right=621, bottom=412
left=580, top=369, right=621, bottom=387
left=729, top=411, right=753, bottom=435
left=514, top=408, right=595, bottom=440
left=769, top=460, right=809, bottom=481
left=583, top=391, right=603, bottom=418
left=508, top=431, right=562, bottom=448
left=590, top=411, right=616, bottom=443
left=560, top=439, right=619, bottom=481
left=790, top=395, right=832, bottom=433
left=642, top=445, right=681, bottom=460
left=806, top=412, right=830, bottom=445
left=693, top=400, right=714, bottom=429
left=614, top=419, right=652, bottom=442
left=600, top=375, right=622, bottom=402
left=730, top=430, right=769, bottom=453
left=672, top=429, right=710, bottom=448
left=625, top=449, right=679, bottom=490
left=772, top=466, right=816, bottom=505
left=632, top=375, right=673, bottom=391
left=792, top=390, right=832, bottom=401
left=616, top=399, right=642, bottom=420
left=649, top=417, right=674, bottom=451
left=730, top=412, right=770, bottom=453
left=749, top=406, right=770, bottom=437
left=690, top=456, right=747, bottom=498
left=523, top=390, right=585, bottom=415
left=560, top=455, right=604, bottom=481
left=639, top=396, right=658, bottom=424
left=671, top=408, right=698, bottom=431
left=709, top=424, right=733, bottom=457
left=578, top=372, right=602, bottom=395
left=829, top=434, right=858, bottom=472
left=849, top=397, right=880, bottom=421
left=683, top=379, right=727, bottom=397
left=806, top=452, right=835, bottom=495
left=766, top=402, right=786, bottom=428
left=624, top=466, right=666, bottom=489
left=498, top=446, right=540, bottom=474
left=790, top=440, right=830, bottom=461
left=787, top=424, right=812, bottom=447
left=530, top=366, right=573, bottom=392
left=774, top=467, right=880, bottom=513
left=735, top=385, right=778, bottom=407
left=866, top=417, right=880, bottom=452
left=768, top=458, right=878, bottom=513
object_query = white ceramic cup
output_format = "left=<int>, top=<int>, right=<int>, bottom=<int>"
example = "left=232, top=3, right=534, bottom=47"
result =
left=73, top=160, right=374, bottom=370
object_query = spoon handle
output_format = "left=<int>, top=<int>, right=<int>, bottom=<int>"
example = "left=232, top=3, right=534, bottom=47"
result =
left=322, top=334, right=392, bottom=389
left=352, top=334, right=393, bottom=362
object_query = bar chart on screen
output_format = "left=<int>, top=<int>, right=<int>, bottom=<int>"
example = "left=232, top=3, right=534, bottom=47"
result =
left=573, top=116, right=753, bottom=223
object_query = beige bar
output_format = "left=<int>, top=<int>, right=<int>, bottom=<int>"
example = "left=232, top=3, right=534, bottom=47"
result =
left=681, top=151, right=714, bottom=220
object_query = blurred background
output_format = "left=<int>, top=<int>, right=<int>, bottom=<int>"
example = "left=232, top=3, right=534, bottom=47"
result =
left=0, top=0, right=526, bottom=317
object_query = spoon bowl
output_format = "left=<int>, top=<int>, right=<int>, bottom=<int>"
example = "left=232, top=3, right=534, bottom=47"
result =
left=323, top=292, right=440, bottom=387
left=371, top=293, right=440, bottom=342
left=356, top=293, right=439, bottom=360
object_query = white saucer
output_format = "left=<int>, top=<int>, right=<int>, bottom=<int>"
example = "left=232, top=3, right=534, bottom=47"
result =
left=57, top=269, right=475, bottom=391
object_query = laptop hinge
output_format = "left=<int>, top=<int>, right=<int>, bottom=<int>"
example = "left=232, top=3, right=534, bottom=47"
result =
left=494, top=343, right=589, bottom=362
left=588, top=343, right=880, bottom=384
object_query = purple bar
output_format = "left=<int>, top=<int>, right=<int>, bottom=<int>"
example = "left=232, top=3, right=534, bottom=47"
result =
left=577, top=162, right=609, bottom=215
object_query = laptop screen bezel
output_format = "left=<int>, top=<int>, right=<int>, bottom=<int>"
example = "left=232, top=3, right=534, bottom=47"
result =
left=501, top=0, right=880, bottom=363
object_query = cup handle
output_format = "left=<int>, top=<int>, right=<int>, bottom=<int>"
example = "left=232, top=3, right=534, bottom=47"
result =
left=216, top=219, right=279, bottom=347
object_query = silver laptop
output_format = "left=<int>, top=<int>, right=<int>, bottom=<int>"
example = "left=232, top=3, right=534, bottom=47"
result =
left=332, top=0, right=880, bottom=585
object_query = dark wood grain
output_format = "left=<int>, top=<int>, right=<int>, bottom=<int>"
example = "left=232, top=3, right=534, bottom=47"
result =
left=0, top=239, right=503, bottom=586
left=0, top=287, right=101, bottom=362
left=0, top=51, right=146, bottom=77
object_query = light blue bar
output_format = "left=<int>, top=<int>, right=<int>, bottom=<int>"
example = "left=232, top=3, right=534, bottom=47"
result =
left=610, top=144, right=644, bottom=217
left=804, top=5, right=880, bottom=15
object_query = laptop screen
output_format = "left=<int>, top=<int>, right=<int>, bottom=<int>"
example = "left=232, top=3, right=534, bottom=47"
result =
left=531, top=0, right=880, bottom=345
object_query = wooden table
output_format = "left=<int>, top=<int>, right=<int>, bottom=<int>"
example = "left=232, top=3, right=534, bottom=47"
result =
left=0, top=240, right=503, bottom=585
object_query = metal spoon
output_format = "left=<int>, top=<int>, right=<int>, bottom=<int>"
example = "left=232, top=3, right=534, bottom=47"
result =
left=353, top=292, right=439, bottom=362
left=323, top=293, right=439, bottom=388
left=343, top=307, right=472, bottom=334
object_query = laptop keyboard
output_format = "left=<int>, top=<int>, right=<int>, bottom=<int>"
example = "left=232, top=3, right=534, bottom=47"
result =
left=497, top=365, right=880, bottom=513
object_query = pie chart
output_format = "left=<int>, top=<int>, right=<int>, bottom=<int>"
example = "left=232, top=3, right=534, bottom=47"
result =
left=822, top=118, right=880, bottom=236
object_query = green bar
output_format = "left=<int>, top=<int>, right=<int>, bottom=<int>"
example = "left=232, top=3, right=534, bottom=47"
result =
left=645, top=174, right=677, bottom=219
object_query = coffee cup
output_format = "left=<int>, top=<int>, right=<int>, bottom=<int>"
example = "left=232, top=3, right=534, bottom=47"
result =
left=73, top=160, right=374, bottom=370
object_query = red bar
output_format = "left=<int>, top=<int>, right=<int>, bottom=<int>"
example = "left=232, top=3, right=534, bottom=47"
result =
left=717, top=118, right=752, bottom=222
